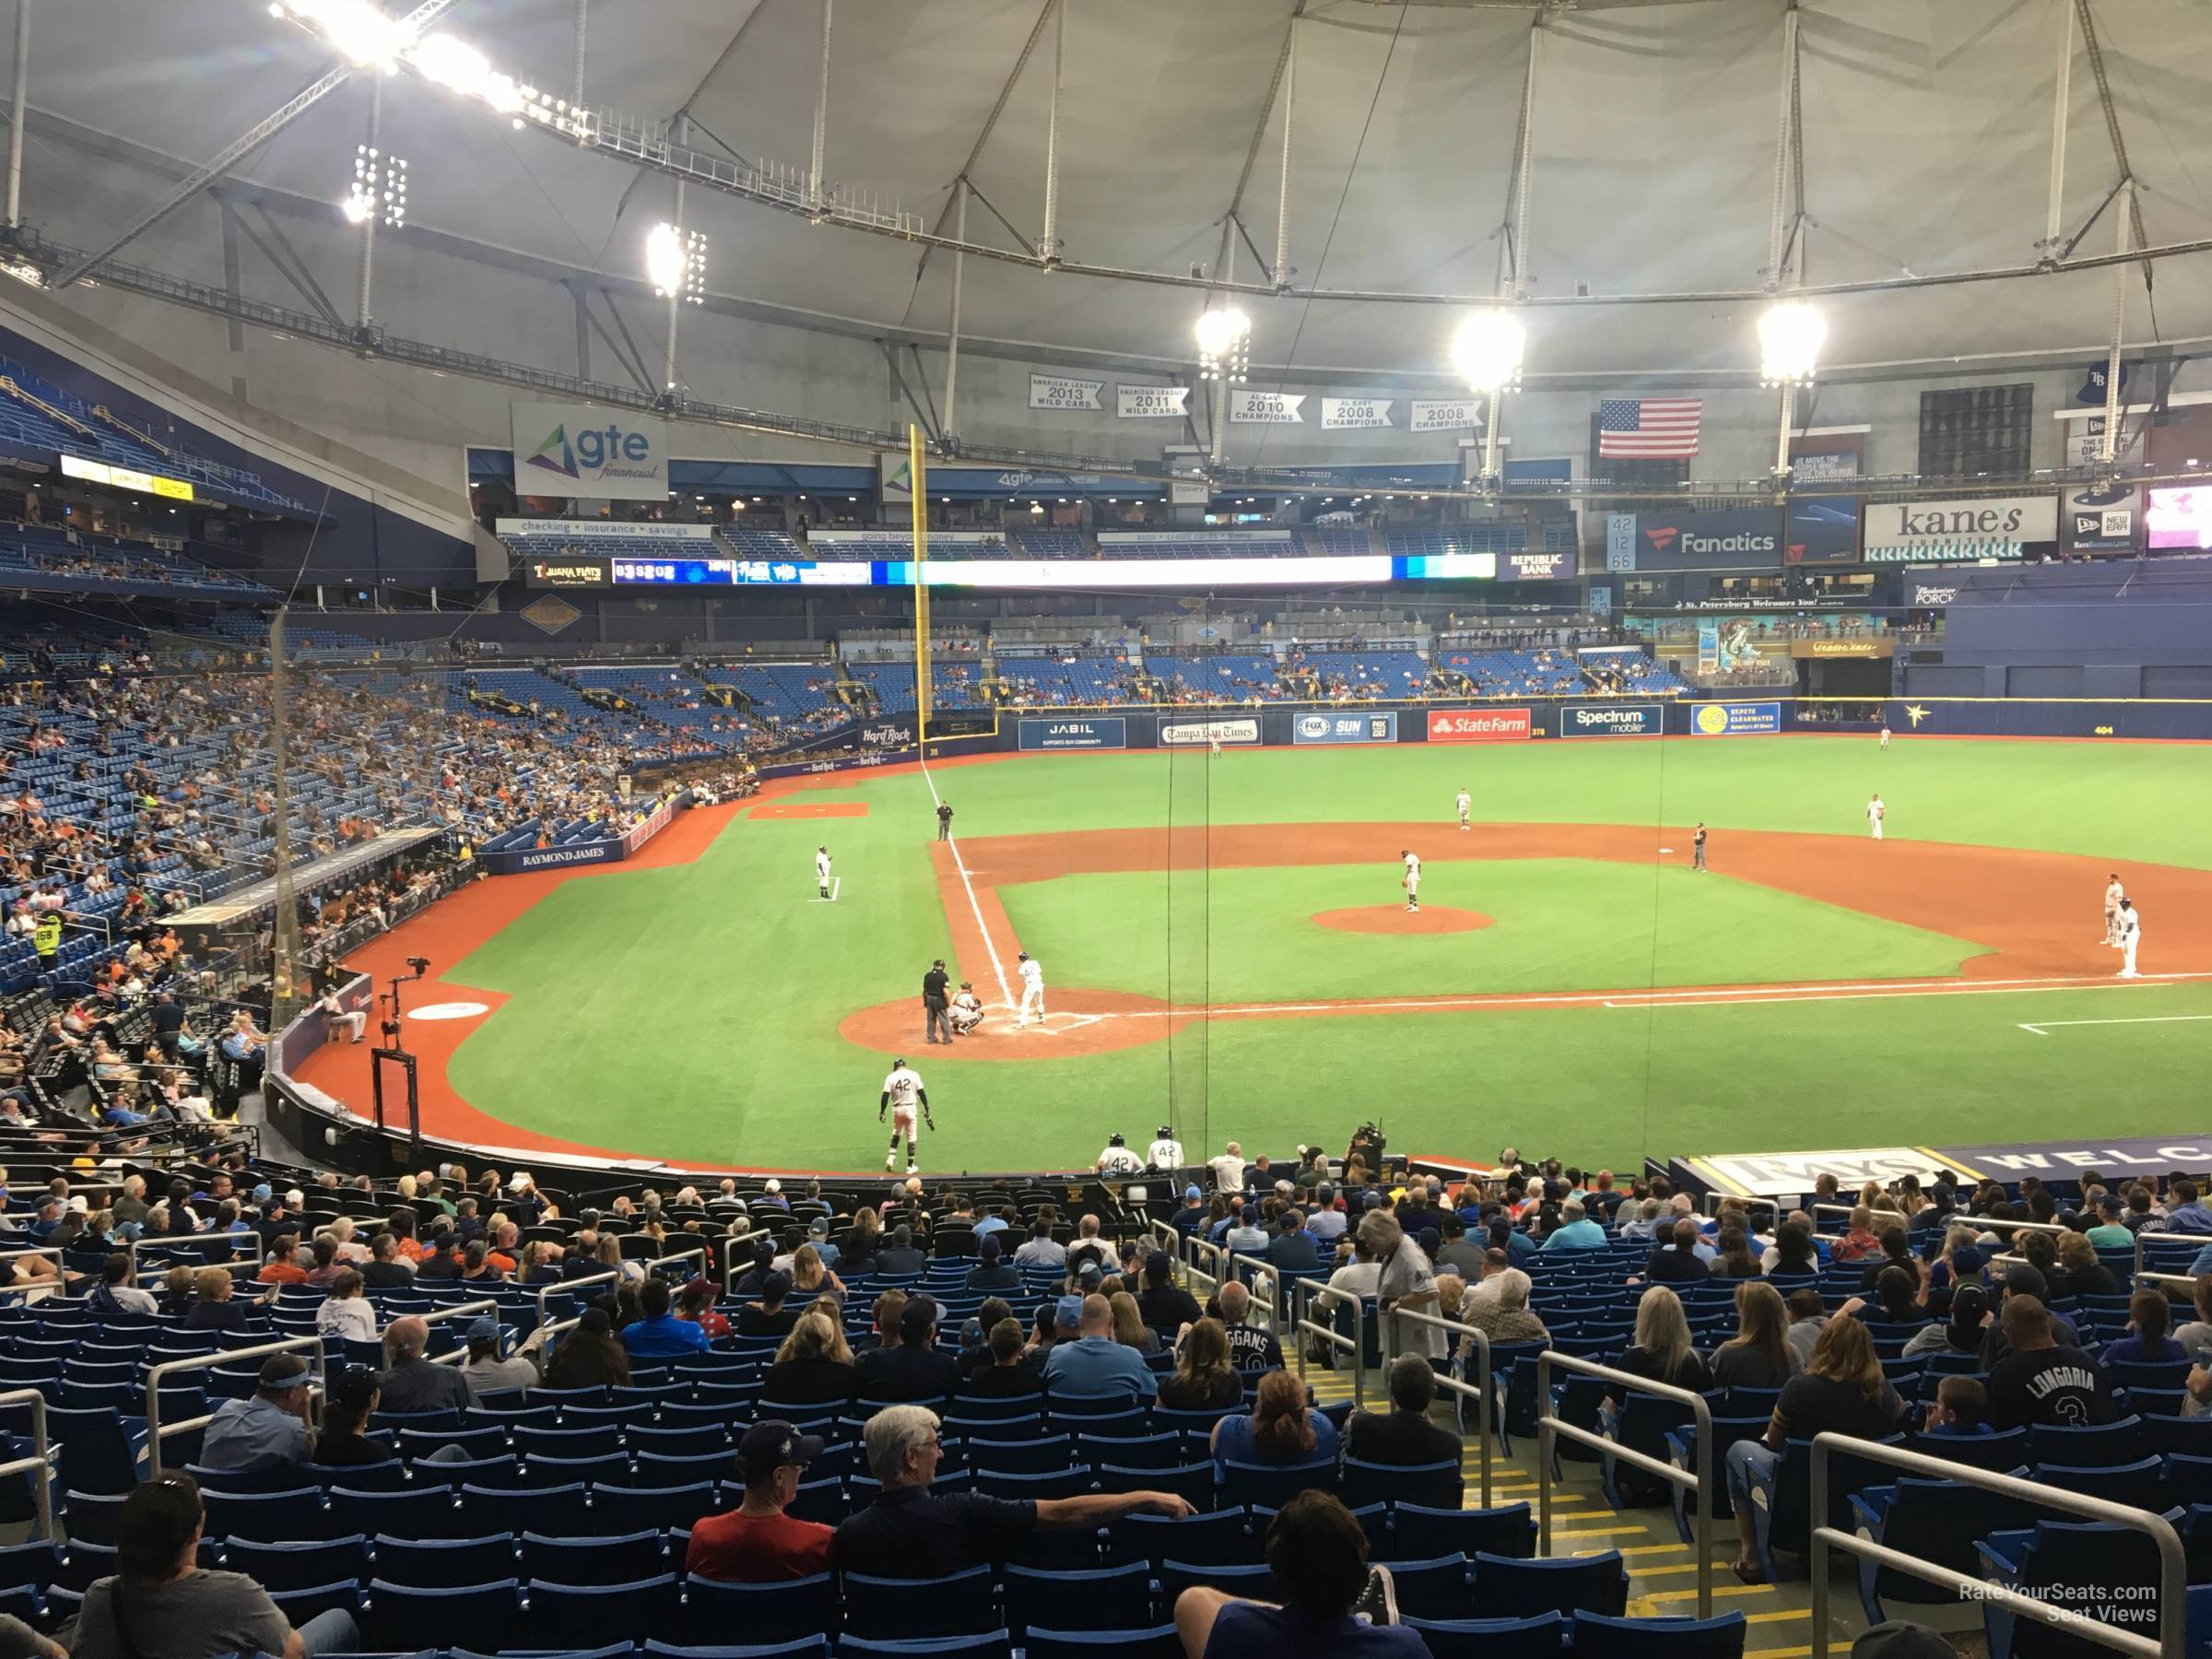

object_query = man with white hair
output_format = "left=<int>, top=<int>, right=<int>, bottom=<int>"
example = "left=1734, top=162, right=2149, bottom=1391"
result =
left=1541, top=1199, right=1608, bottom=1253
left=1458, top=1267, right=1548, bottom=1347
left=1361, top=1210, right=1444, bottom=1361
left=830, top=1405, right=1191, bottom=1577
left=374, top=1314, right=472, bottom=1416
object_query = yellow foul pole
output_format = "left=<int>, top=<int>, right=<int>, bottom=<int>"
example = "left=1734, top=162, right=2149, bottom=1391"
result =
left=909, top=425, right=931, bottom=751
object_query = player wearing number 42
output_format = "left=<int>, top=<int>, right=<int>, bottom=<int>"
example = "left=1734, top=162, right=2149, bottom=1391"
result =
left=815, top=844, right=832, bottom=899
left=1401, top=849, right=1421, bottom=913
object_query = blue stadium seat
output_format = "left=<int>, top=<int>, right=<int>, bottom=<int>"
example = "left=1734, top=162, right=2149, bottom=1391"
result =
left=526, top=1572, right=682, bottom=1648
left=1219, top=1458, right=1337, bottom=1510
left=221, top=1535, right=369, bottom=1592
left=1344, top=1456, right=1462, bottom=1513
left=362, top=1578, right=520, bottom=1653
left=369, top=1531, right=515, bottom=1589
left=1572, top=1611, right=1749, bottom=1659
left=1393, top=1502, right=1536, bottom=1560
left=1002, top=1561, right=1152, bottom=1635
left=646, top=1641, right=828, bottom=1659
left=684, top=1572, right=840, bottom=1645
left=1850, top=1477, right=2045, bottom=1625
left=841, top=1566, right=999, bottom=1640
left=1401, top=1610, right=1568, bottom=1659
left=1470, top=1550, right=1630, bottom=1619
left=1111, top=1508, right=1252, bottom=1568
left=1376, top=1553, right=1474, bottom=1621
left=1025, top=1627, right=1181, bottom=1659
left=520, top=1528, right=667, bottom=1584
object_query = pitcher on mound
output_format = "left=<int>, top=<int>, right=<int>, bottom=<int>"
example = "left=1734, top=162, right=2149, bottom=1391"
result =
left=1017, top=951, right=1047, bottom=1028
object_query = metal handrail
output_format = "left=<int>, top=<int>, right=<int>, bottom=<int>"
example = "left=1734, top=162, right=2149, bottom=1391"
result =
left=1377, top=1304, right=1491, bottom=1508
left=1536, top=1350, right=1713, bottom=1618
left=0, top=1388, right=53, bottom=1539
left=1227, top=1253, right=1284, bottom=1335
left=1808, top=1431, right=2185, bottom=1659
left=2132, top=1230, right=2210, bottom=1277
left=1291, top=1279, right=1368, bottom=1411
left=1702, top=1193, right=1782, bottom=1221
left=715, top=1226, right=766, bottom=1290
left=539, top=1269, right=623, bottom=1324
left=650, top=1246, right=708, bottom=1281
left=418, top=1297, right=500, bottom=1366
left=1182, top=1234, right=1227, bottom=1299
left=146, top=1335, right=325, bottom=1479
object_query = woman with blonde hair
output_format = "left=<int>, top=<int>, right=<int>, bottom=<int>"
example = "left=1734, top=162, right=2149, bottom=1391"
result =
left=1210, top=1367, right=1336, bottom=1469
left=1109, top=1290, right=1159, bottom=1354
left=1157, top=1316, right=1241, bottom=1411
left=790, top=1242, right=845, bottom=1302
left=1604, top=1284, right=1710, bottom=1406
left=1712, top=1280, right=1796, bottom=1389
left=761, top=1306, right=857, bottom=1405
left=1726, top=1315, right=1907, bottom=1583
left=596, top=1232, right=646, bottom=1284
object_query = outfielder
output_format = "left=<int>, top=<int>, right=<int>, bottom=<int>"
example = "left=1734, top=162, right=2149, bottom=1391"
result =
left=879, top=1057, right=933, bottom=1173
left=1016, top=950, right=1046, bottom=1028
left=1456, top=788, right=1472, bottom=832
left=1866, top=794, right=1885, bottom=841
left=2116, top=899, right=2142, bottom=979
left=1401, top=848, right=1421, bottom=913
left=815, top=844, right=833, bottom=899
left=2103, top=874, right=2126, bottom=946
left=1879, top=724, right=1891, bottom=750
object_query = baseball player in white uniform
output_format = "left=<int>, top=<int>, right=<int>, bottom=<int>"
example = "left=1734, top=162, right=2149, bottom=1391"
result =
left=947, top=982, right=984, bottom=1035
left=1401, top=849, right=1421, bottom=912
left=879, top=1058, right=933, bottom=1173
left=1147, top=1125, right=1185, bottom=1169
left=2116, top=900, right=2142, bottom=978
left=815, top=844, right=833, bottom=900
left=1879, top=724, right=1891, bottom=750
left=1456, top=789, right=1472, bottom=832
left=1016, top=950, right=1046, bottom=1028
left=1866, top=795, right=1885, bottom=841
left=1097, top=1134, right=1145, bottom=1177
left=2103, top=875, right=2126, bottom=946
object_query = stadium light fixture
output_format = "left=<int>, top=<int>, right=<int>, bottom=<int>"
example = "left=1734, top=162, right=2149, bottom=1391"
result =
left=647, top=222, right=708, bottom=302
left=1194, top=304, right=1252, bottom=382
left=346, top=145, right=406, bottom=229
left=270, top=0, right=414, bottom=69
left=1758, top=300, right=1826, bottom=386
left=1449, top=309, right=1525, bottom=394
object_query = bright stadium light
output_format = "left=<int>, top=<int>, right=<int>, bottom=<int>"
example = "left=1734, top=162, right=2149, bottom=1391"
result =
left=1449, top=309, right=1525, bottom=394
left=647, top=222, right=708, bottom=302
left=1194, top=305, right=1252, bottom=382
left=272, top=0, right=413, bottom=69
left=347, top=145, right=406, bottom=229
left=409, top=33, right=489, bottom=97
left=1759, top=300, right=1826, bottom=386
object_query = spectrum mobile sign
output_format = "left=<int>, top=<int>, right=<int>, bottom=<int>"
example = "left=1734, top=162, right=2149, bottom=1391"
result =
left=1428, top=709, right=1533, bottom=743
left=510, top=400, right=669, bottom=501
left=1559, top=702, right=1663, bottom=738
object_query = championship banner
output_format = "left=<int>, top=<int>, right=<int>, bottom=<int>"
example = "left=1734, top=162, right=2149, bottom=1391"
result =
left=1427, top=709, right=1530, bottom=743
left=1159, top=716, right=1259, bottom=747
left=510, top=401, right=667, bottom=501
left=1029, top=372, right=1104, bottom=412
left=1410, top=399, right=1483, bottom=433
left=1321, top=397, right=1394, bottom=430
left=1229, top=390, right=1305, bottom=425
left=1117, top=384, right=1189, bottom=419
left=1690, top=701, right=1782, bottom=735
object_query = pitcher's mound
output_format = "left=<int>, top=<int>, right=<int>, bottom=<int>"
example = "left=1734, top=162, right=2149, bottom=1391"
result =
left=1314, top=906, right=1493, bottom=935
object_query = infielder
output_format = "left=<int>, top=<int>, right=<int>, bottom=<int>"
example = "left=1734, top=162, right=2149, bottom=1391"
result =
left=1692, top=823, right=1708, bottom=873
left=1016, top=950, right=1046, bottom=1028
left=1401, top=848, right=1421, bottom=913
left=1456, top=788, right=1472, bottom=832
left=815, top=844, right=833, bottom=899
left=2116, top=899, right=2142, bottom=979
left=879, top=1056, right=933, bottom=1173
left=1866, top=794, right=1885, bottom=841
left=2103, top=874, right=2126, bottom=946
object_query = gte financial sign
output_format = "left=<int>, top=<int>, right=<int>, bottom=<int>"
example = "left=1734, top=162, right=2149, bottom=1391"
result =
left=508, top=400, right=669, bottom=501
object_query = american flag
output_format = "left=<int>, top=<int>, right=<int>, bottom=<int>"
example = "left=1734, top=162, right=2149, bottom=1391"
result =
left=1598, top=397, right=1702, bottom=458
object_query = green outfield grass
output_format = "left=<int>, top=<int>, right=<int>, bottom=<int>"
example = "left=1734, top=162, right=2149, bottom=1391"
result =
left=439, top=736, right=2212, bottom=1171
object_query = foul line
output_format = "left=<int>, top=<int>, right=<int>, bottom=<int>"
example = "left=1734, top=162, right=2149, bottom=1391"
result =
left=919, top=761, right=1016, bottom=1007
left=1069, top=969, right=2212, bottom=1023
left=2020, top=1014, right=2212, bottom=1036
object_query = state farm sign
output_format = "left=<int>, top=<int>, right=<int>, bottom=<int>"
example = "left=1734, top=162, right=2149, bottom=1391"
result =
left=1429, top=708, right=1532, bottom=743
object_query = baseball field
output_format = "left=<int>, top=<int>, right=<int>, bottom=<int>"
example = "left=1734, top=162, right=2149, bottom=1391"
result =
left=296, top=734, right=2212, bottom=1174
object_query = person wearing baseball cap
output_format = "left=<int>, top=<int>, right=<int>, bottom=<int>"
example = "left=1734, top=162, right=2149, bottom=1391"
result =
left=200, top=1355, right=312, bottom=1472
left=685, top=1419, right=832, bottom=1583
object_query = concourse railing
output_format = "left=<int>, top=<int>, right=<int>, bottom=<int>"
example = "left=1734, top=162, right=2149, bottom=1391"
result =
left=146, top=1335, right=325, bottom=1479
left=1536, top=1350, right=1714, bottom=1619
left=1808, top=1433, right=2185, bottom=1659
left=1377, top=1305, right=1492, bottom=1509
left=418, top=1298, right=502, bottom=1367
left=2131, top=1230, right=2208, bottom=1277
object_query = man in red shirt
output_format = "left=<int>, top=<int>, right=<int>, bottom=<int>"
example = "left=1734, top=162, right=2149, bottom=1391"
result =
left=684, top=1419, right=832, bottom=1582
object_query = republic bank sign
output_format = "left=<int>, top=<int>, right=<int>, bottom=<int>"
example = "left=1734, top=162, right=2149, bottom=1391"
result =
left=1861, top=495, right=2056, bottom=563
